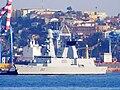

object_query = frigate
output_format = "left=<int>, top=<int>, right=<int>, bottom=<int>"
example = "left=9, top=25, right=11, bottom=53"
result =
left=15, top=29, right=107, bottom=75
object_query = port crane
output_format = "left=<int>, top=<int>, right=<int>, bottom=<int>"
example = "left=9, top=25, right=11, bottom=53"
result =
left=55, top=24, right=72, bottom=57
left=0, top=0, right=13, bottom=69
left=77, top=41, right=101, bottom=58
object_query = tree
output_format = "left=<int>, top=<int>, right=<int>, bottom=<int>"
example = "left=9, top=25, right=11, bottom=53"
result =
left=67, top=6, right=72, bottom=11
left=84, top=13, right=89, bottom=19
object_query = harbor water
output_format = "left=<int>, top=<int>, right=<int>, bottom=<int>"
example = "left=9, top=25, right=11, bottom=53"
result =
left=0, top=72, right=120, bottom=90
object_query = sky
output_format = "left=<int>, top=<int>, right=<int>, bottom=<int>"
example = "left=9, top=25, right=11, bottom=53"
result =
left=0, top=0, right=120, bottom=16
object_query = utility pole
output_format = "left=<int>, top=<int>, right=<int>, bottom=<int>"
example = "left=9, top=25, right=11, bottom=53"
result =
left=95, top=6, right=98, bottom=15
left=42, top=0, right=44, bottom=9
left=109, top=38, right=112, bottom=53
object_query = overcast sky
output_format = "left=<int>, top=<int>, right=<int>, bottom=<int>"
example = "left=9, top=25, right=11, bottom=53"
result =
left=0, top=0, right=119, bottom=16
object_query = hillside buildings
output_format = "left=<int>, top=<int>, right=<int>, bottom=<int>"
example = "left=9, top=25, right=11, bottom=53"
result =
left=9, top=8, right=120, bottom=61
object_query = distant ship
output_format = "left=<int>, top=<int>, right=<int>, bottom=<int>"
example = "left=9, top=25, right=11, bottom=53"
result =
left=15, top=29, right=107, bottom=75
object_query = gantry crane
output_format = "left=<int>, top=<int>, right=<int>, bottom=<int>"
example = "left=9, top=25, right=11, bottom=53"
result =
left=0, top=0, right=13, bottom=69
left=55, top=24, right=72, bottom=57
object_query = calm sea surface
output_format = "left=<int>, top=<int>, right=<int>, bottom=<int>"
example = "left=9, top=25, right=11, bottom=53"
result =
left=0, top=72, right=120, bottom=90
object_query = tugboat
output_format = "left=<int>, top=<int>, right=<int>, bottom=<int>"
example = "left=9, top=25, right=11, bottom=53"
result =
left=0, top=63, right=17, bottom=75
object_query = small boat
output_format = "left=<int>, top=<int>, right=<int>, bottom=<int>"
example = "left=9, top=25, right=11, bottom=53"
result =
left=0, top=64, right=18, bottom=75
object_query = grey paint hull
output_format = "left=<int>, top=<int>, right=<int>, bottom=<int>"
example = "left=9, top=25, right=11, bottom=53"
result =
left=16, top=65, right=107, bottom=75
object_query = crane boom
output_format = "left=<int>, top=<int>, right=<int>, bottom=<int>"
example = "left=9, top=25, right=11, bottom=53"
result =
left=0, top=0, right=12, bottom=30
